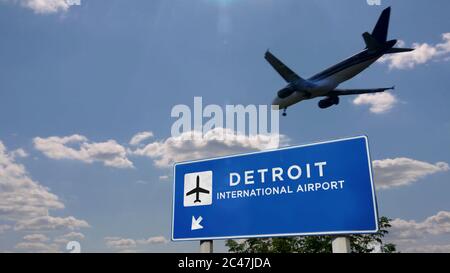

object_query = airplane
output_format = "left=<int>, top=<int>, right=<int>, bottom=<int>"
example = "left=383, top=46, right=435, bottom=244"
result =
left=186, top=175, right=210, bottom=203
left=266, top=7, right=414, bottom=116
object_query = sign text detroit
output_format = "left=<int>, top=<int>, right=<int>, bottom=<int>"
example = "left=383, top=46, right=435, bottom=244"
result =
left=219, top=161, right=341, bottom=200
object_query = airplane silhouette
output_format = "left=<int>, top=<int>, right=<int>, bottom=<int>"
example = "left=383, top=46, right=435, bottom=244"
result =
left=186, top=175, right=210, bottom=203
left=267, top=7, right=414, bottom=115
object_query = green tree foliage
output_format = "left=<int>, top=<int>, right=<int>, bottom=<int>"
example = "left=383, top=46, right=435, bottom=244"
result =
left=226, top=216, right=397, bottom=253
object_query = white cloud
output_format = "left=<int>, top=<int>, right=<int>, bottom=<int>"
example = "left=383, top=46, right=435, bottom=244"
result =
left=54, top=232, right=85, bottom=244
left=104, top=237, right=137, bottom=249
left=0, top=140, right=89, bottom=252
left=352, top=92, right=397, bottom=114
left=117, top=249, right=138, bottom=253
left=34, top=129, right=286, bottom=170
left=105, top=235, right=168, bottom=252
left=14, top=241, right=60, bottom=252
left=129, top=131, right=154, bottom=146
left=15, top=216, right=89, bottom=231
left=0, top=224, right=11, bottom=234
left=4, top=0, right=80, bottom=14
left=373, top=157, right=449, bottom=189
left=137, top=236, right=168, bottom=245
left=23, top=233, right=49, bottom=242
left=378, top=33, right=450, bottom=69
left=130, top=128, right=288, bottom=168
left=0, top=140, right=64, bottom=220
left=11, top=148, right=28, bottom=158
left=387, top=211, right=450, bottom=252
left=34, top=135, right=134, bottom=169
left=159, top=175, right=169, bottom=181
left=404, top=244, right=450, bottom=253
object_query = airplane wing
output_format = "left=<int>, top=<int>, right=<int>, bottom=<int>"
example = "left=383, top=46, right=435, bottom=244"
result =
left=265, top=50, right=302, bottom=83
left=328, top=87, right=394, bottom=96
left=186, top=189, right=197, bottom=196
left=186, top=187, right=210, bottom=196
left=197, top=188, right=210, bottom=194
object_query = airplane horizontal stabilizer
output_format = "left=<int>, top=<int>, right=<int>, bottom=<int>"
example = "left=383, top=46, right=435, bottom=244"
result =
left=385, top=48, right=415, bottom=54
left=362, top=32, right=382, bottom=51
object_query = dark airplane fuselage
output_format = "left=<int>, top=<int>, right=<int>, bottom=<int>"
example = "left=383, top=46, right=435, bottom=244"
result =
left=194, top=192, right=201, bottom=203
left=272, top=43, right=396, bottom=109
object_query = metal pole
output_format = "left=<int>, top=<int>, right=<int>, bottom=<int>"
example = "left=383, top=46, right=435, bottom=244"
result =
left=200, top=240, right=213, bottom=253
left=332, top=237, right=351, bottom=253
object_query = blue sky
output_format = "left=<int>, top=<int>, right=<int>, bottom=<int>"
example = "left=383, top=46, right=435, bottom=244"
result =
left=1, top=0, right=450, bottom=252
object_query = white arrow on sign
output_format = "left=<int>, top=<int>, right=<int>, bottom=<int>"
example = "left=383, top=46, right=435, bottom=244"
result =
left=191, top=216, right=203, bottom=230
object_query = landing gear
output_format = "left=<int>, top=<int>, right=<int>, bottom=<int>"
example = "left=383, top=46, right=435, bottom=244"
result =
left=282, top=108, right=287, bottom=116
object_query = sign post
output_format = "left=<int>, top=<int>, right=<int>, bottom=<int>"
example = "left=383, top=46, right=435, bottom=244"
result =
left=332, top=237, right=351, bottom=253
left=172, top=136, right=379, bottom=250
left=200, top=240, right=213, bottom=253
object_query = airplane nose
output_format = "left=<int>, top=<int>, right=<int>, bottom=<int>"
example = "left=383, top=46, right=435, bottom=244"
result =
left=271, top=98, right=281, bottom=110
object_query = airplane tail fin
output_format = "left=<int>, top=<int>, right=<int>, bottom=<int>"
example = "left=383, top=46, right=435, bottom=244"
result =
left=372, top=7, right=391, bottom=43
left=362, top=7, right=391, bottom=50
left=363, top=7, right=415, bottom=54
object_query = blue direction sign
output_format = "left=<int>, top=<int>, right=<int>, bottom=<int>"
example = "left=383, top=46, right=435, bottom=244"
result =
left=172, top=136, right=379, bottom=241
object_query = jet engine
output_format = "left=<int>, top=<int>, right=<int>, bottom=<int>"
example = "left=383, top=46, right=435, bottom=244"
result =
left=318, top=96, right=340, bottom=109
